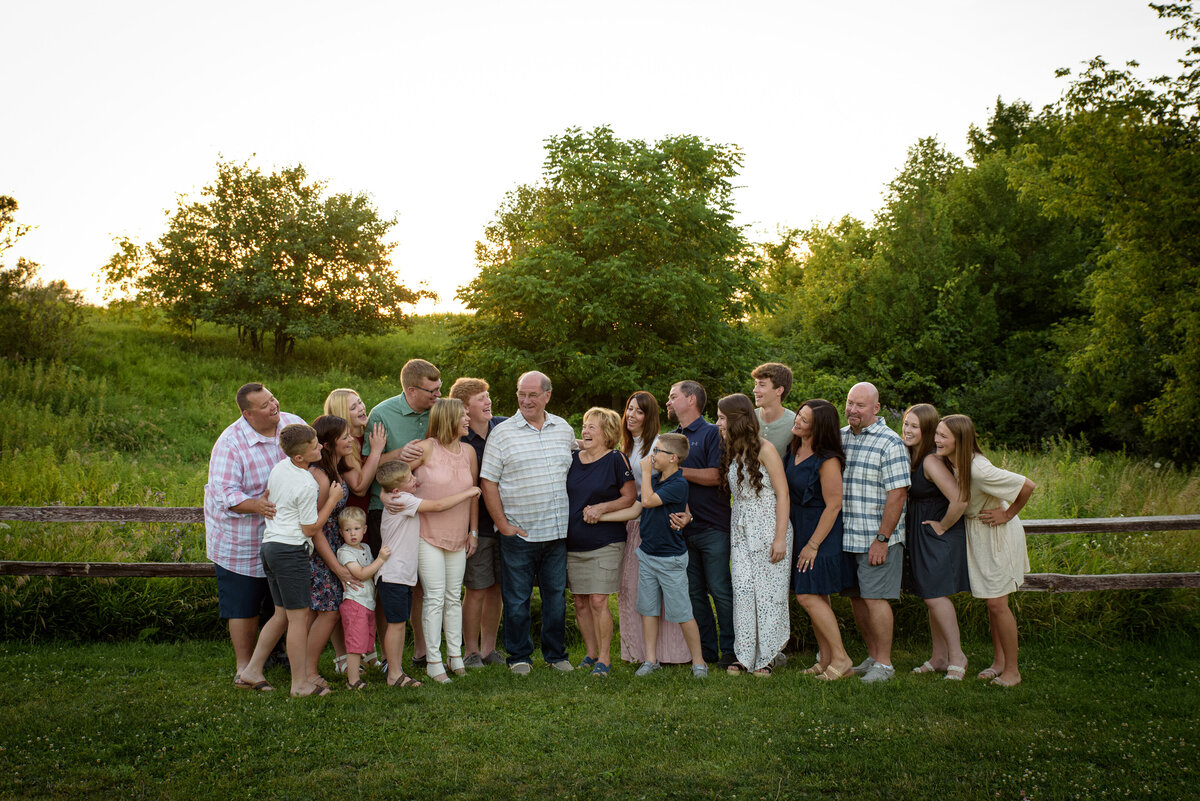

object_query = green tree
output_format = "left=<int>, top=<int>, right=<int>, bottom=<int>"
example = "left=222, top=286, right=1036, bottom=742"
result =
left=1012, top=2, right=1200, bottom=457
left=449, top=126, right=769, bottom=410
left=103, top=159, right=429, bottom=358
left=0, top=196, right=83, bottom=362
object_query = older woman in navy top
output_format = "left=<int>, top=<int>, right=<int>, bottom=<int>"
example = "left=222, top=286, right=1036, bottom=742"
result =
left=567, top=407, right=635, bottom=677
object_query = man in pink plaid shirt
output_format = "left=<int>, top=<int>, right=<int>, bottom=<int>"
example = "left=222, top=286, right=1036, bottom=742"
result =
left=204, top=382, right=304, bottom=680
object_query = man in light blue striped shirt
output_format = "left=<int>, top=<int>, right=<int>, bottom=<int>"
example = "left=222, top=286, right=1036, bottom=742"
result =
left=841, top=382, right=910, bottom=683
left=480, top=371, right=577, bottom=674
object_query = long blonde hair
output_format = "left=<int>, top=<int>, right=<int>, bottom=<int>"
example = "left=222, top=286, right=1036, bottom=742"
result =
left=940, top=414, right=983, bottom=502
left=324, top=388, right=364, bottom=469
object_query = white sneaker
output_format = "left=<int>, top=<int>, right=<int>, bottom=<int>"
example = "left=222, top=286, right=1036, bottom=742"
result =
left=860, top=663, right=895, bottom=684
left=851, top=656, right=876, bottom=675
left=509, top=661, right=532, bottom=675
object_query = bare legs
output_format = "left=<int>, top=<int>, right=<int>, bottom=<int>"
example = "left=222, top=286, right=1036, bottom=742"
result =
left=239, top=606, right=319, bottom=695
left=984, top=595, right=1021, bottom=685
left=645, top=615, right=705, bottom=667
left=305, top=609, right=339, bottom=684
left=463, top=583, right=502, bottom=657
left=850, top=596, right=894, bottom=666
left=796, top=593, right=852, bottom=675
left=923, top=596, right=967, bottom=671
left=384, top=621, right=408, bottom=685
left=573, top=593, right=614, bottom=666
left=227, top=617, right=260, bottom=677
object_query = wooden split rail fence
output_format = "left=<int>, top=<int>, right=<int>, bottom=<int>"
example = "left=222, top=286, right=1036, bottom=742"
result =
left=0, top=507, right=1198, bottom=592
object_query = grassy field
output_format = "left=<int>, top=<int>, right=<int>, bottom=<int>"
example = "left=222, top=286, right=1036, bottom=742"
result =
left=1, top=636, right=1196, bottom=800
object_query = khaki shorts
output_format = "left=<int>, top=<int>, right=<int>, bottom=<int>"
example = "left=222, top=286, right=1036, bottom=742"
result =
left=463, top=536, right=501, bottom=590
left=567, top=542, right=625, bottom=595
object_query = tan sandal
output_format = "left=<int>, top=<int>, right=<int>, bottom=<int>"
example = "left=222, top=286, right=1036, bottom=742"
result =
left=816, top=664, right=849, bottom=681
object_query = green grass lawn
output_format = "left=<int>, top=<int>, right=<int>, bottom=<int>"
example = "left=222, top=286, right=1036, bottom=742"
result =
left=1, top=635, right=1196, bottom=800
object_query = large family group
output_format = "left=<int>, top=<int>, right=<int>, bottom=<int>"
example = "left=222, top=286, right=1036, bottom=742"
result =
left=204, top=359, right=1035, bottom=697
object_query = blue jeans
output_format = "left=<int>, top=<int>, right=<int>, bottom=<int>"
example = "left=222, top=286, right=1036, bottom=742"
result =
left=685, top=527, right=734, bottom=662
left=500, top=535, right=568, bottom=665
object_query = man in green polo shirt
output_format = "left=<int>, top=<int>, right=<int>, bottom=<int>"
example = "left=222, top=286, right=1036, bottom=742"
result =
left=363, top=357, right=442, bottom=666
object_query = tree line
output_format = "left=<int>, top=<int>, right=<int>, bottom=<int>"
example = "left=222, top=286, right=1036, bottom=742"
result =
left=2, top=3, right=1194, bottom=459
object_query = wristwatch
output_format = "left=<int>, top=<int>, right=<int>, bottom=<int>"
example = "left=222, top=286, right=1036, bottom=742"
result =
left=874, top=533, right=889, bottom=544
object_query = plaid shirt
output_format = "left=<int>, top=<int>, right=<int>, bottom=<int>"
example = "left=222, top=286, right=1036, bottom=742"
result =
left=840, top=416, right=910, bottom=553
left=479, top=412, right=576, bottom=543
left=204, top=412, right=304, bottom=576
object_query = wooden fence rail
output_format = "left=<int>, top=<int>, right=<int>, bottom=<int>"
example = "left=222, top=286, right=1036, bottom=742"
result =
left=0, top=507, right=1198, bottom=591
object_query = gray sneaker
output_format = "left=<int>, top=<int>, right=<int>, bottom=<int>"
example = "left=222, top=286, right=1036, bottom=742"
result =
left=635, top=661, right=661, bottom=677
left=692, top=664, right=708, bottom=678
left=463, top=653, right=486, bottom=669
left=860, top=663, right=896, bottom=684
left=850, top=656, right=876, bottom=675
left=772, top=651, right=788, bottom=669
left=482, top=650, right=506, bottom=666
left=547, top=659, right=574, bottom=672
left=509, top=661, right=532, bottom=675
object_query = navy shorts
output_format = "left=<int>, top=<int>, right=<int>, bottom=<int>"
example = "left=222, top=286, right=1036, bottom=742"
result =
left=214, top=562, right=270, bottom=619
left=378, top=581, right=414, bottom=624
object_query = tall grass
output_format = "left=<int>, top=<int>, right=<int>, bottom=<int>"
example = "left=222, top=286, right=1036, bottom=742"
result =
left=1, top=313, right=1197, bottom=642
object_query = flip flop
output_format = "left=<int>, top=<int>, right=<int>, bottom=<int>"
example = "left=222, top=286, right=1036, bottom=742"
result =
left=977, top=667, right=1001, bottom=681
left=233, top=676, right=275, bottom=692
left=291, top=684, right=331, bottom=698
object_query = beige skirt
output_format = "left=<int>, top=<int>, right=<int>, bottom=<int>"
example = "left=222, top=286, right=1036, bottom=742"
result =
left=568, top=542, right=625, bottom=595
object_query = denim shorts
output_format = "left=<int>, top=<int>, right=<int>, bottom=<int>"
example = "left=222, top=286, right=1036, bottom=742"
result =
left=636, top=549, right=692, bottom=623
left=214, top=563, right=270, bottom=619
left=378, top=581, right=414, bottom=624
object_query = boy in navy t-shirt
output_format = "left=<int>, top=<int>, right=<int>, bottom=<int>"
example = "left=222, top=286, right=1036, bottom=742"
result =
left=603, top=432, right=707, bottom=677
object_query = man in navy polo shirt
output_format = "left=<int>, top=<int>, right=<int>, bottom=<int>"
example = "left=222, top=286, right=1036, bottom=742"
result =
left=666, top=380, right=735, bottom=668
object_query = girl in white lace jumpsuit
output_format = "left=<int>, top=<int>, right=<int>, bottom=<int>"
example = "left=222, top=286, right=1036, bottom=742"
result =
left=717, top=394, right=793, bottom=674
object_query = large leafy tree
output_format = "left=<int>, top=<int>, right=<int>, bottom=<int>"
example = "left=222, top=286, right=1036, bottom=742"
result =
left=1013, top=2, right=1200, bottom=456
left=104, top=159, right=428, bottom=357
left=449, top=126, right=769, bottom=410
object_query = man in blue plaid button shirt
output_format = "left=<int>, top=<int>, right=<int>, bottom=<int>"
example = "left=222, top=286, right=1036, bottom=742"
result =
left=840, top=382, right=910, bottom=683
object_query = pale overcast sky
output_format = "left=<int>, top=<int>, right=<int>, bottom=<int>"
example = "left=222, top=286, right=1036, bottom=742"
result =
left=0, top=0, right=1183, bottom=311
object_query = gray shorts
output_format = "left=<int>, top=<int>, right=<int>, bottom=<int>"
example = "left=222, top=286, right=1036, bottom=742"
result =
left=261, top=542, right=312, bottom=610
left=463, top=536, right=501, bottom=590
left=844, top=543, right=904, bottom=600
left=567, top=542, right=624, bottom=595
left=636, top=549, right=693, bottom=623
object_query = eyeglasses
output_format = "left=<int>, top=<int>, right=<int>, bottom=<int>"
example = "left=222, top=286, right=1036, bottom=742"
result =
left=517, top=392, right=543, bottom=401
left=652, top=448, right=675, bottom=457
left=413, top=384, right=442, bottom=397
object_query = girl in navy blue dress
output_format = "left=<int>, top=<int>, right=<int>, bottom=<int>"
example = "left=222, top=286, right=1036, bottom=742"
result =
left=787, top=399, right=856, bottom=680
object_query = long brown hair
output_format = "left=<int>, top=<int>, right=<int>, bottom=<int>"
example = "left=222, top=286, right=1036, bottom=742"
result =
left=621, top=391, right=660, bottom=460
left=939, top=413, right=983, bottom=502
left=904, top=403, right=940, bottom=470
left=717, top=393, right=764, bottom=495
left=311, top=414, right=347, bottom=483
left=792, top=399, right=846, bottom=470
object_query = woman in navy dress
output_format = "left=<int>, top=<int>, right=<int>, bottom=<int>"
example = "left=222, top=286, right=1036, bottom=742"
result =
left=902, top=403, right=970, bottom=680
left=787, top=399, right=856, bottom=680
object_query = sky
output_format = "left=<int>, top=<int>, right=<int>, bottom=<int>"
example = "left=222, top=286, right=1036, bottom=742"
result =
left=0, top=0, right=1185, bottom=313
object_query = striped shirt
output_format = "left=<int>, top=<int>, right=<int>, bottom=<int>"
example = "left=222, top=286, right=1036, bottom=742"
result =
left=204, top=412, right=305, bottom=576
left=478, top=412, right=576, bottom=543
left=840, top=417, right=910, bottom=553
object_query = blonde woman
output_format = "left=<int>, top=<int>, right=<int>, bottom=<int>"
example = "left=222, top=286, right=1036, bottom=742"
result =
left=936, top=414, right=1035, bottom=687
left=409, top=397, right=480, bottom=683
left=566, top=407, right=636, bottom=677
left=323, top=388, right=386, bottom=512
